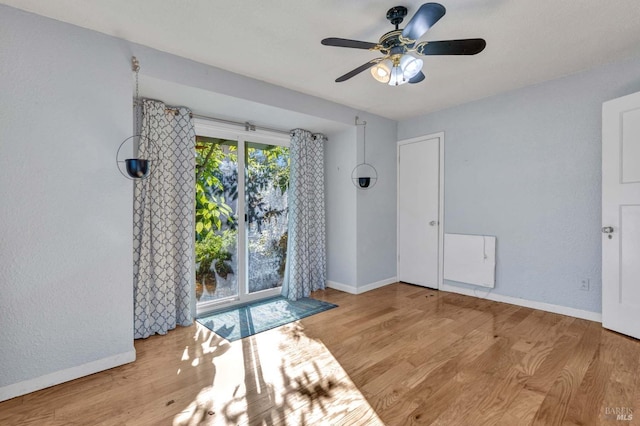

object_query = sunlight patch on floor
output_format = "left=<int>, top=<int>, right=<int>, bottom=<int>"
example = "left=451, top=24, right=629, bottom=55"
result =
left=173, top=322, right=383, bottom=425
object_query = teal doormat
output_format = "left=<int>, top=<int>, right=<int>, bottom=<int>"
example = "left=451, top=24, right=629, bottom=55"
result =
left=196, top=296, right=338, bottom=342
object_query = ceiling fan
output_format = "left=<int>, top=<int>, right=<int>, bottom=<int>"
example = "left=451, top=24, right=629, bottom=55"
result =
left=321, top=2, right=486, bottom=86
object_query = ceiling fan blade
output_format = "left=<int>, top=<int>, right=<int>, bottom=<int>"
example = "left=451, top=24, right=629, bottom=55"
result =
left=401, top=3, right=446, bottom=41
left=335, top=58, right=384, bottom=82
left=321, top=37, right=379, bottom=50
left=408, top=71, right=425, bottom=84
left=416, top=39, right=486, bottom=55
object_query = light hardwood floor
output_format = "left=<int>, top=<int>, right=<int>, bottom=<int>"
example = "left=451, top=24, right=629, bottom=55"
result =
left=2, top=283, right=639, bottom=425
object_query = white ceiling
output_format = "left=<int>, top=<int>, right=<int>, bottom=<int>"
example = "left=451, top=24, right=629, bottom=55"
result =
left=3, top=0, right=640, bottom=121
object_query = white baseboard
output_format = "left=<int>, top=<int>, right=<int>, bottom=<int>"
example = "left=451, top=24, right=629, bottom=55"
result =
left=326, top=280, right=358, bottom=294
left=0, top=349, right=136, bottom=402
left=440, top=283, right=602, bottom=322
left=327, top=277, right=397, bottom=295
left=359, top=277, right=397, bottom=293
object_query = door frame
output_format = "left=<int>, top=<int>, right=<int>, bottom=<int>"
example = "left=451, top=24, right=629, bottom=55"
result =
left=396, top=132, right=445, bottom=290
left=193, top=118, right=290, bottom=317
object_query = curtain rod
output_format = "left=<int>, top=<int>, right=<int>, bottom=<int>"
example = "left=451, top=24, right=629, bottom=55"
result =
left=165, top=107, right=291, bottom=136
left=136, top=99, right=291, bottom=136
left=191, top=113, right=291, bottom=136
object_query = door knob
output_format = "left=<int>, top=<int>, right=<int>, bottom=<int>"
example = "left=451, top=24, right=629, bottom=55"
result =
left=429, top=220, right=438, bottom=226
left=601, top=226, right=614, bottom=234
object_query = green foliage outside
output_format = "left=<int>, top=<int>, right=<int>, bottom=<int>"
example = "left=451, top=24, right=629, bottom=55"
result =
left=194, top=137, right=289, bottom=299
left=195, top=139, right=235, bottom=298
left=195, top=229, right=234, bottom=281
left=195, top=140, right=235, bottom=239
left=245, top=145, right=290, bottom=232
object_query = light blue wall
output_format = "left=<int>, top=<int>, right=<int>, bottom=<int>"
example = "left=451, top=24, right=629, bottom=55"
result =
left=325, top=116, right=399, bottom=289
left=398, top=55, right=640, bottom=313
left=130, top=44, right=358, bottom=128
left=324, top=115, right=399, bottom=290
left=356, top=113, right=398, bottom=286
left=325, top=128, right=358, bottom=286
left=0, top=5, right=134, bottom=394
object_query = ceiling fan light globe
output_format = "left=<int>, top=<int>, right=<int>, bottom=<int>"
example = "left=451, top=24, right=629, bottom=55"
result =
left=401, top=55, right=423, bottom=79
left=388, top=65, right=408, bottom=86
left=370, top=59, right=392, bottom=83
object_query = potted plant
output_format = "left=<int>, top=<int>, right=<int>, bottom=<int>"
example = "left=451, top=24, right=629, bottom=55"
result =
left=195, top=231, right=235, bottom=300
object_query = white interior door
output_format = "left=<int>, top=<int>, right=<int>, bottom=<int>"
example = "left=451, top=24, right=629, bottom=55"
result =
left=602, top=91, right=640, bottom=339
left=398, top=136, right=441, bottom=288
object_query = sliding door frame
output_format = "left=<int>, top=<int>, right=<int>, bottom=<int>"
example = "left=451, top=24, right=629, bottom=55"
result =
left=193, top=118, right=290, bottom=317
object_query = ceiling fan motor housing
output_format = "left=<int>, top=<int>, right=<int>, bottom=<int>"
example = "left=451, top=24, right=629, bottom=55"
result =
left=379, top=30, right=415, bottom=56
left=386, top=6, right=408, bottom=27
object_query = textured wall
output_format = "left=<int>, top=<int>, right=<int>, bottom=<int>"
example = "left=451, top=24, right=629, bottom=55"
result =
left=398, top=55, right=640, bottom=313
left=325, top=115, right=399, bottom=290
left=130, top=43, right=358, bottom=128
left=324, top=128, right=358, bottom=286
left=356, top=113, right=398, bottom=286
left=0, top=5, right=134, bottom=393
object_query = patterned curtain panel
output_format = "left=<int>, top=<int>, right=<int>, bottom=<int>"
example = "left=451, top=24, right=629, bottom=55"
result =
left=133, top=99, right=195, bottom=339
left=281, top=129, right=327, bottom=300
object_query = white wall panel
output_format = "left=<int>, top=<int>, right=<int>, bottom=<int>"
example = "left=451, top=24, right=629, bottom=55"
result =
left=444, top=234, right=496, bottom=288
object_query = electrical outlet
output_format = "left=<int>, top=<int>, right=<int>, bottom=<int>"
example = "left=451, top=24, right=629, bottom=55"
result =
left=579, top=277, right=590, bottom=291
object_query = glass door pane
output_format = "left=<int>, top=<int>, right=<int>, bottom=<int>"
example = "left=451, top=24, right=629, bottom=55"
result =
left=195, top=136, right=239, bottom=304
left=245, top=142, right=290, bottom=293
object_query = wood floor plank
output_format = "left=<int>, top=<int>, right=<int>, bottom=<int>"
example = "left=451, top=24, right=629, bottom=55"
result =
left=598, top=332, right=640, bottom=425
left=385, top=333, right=502, bottom=424
left=2, top=283, right=640, bottom=425
left=455, top=361, right=525, bottom=425
left=524, top=332, right=583, bottom=395
left=562, top=348, right=612, bottom=426
left=496, top=388, right=546, bottom=426
left=530, top=321, right=602, bottom=425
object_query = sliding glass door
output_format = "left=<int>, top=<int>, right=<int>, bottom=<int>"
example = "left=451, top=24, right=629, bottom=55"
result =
left=195, top=136, right=239, bottom=303
left=246, top=142, right=289, bottom=293
left=194, top=121, right=289, bottom=314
